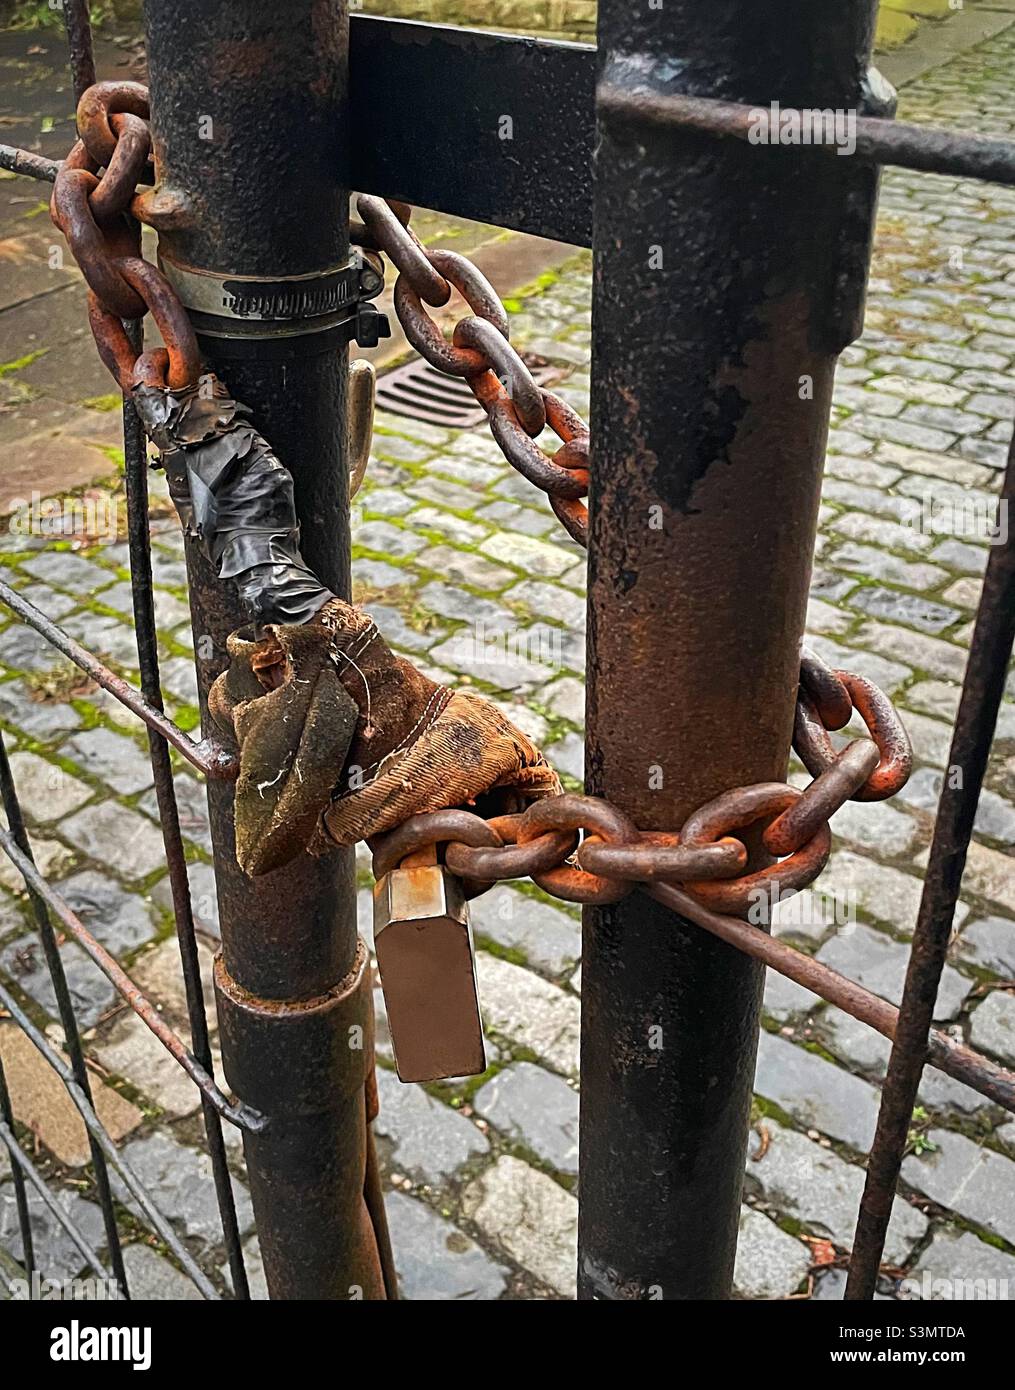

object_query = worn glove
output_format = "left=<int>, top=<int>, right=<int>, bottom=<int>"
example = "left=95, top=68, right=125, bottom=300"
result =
left=209, top=597, right=561, bottom=876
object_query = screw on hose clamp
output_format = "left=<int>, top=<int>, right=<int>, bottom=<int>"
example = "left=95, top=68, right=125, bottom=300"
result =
left=156, top=247, right=390, bottom=353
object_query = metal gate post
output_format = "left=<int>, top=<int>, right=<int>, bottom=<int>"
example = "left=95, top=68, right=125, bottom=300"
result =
left=142, top=0, right=388, bottom=1299
left=582, top=0, right=881, bottom=1298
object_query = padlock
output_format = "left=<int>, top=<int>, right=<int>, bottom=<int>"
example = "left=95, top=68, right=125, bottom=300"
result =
left=372, top=846, right=486, bottom=1083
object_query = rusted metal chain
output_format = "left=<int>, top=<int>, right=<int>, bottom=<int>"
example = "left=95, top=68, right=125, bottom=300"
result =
left=371, top=706, right=878, bottom=915
left=357, top=193, right=592, bottom=543
left=371, top=781, right=1015, bottom=1114
left=48, top=82, right=202, bottom=392
left=373, top=648, right=912, bottom=899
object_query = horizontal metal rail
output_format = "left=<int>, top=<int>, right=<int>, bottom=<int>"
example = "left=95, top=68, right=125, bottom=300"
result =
left=0, top=982, right=219, bottom=1300
left=0, top=831, right=266, bottom=1134
left=650, top=883, right=1015, bottom=1113
left=599, top=87, right=1015, bottom=188
left=349, top=17, right=594, bottom=245
left=0, top=580, right=235, bottom=780
left=0, top=1120, right=115, bottom=1287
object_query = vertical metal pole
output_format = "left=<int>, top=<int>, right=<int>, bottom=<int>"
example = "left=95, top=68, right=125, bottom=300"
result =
left=142, top=0, right=386, bottom=1299
left=582, top=0, right=881, bottom=1299
left=846, top=445, right=1015, bottom=1299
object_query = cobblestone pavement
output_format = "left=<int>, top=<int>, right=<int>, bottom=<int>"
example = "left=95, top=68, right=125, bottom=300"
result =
left=2, top=25, right=1015, bottom=1301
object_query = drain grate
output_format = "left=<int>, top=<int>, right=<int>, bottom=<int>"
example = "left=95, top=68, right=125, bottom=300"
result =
left=375, top=354, right=563, bottom=429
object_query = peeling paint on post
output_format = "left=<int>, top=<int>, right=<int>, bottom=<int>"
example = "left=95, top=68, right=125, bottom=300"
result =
left=581, top=0, right=882, bottom=1299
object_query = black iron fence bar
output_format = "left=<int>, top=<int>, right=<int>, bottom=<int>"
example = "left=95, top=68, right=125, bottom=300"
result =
left=598, top=88, right=1015, bottom=189
left=122, top=385, right=252, bottom=1298
left=0, top=828, right=266, bottom=1134
left=648, top=882, right=1015, bottom=1113
left=61, top=0, right=96, bottom=105
left=0, top=1120, right=113, bottom=1287
left=0, top=736, right=129, bottom=1292
left=0, top=979, right=220, bottom=1299
left=0, top=145, right=59, bottom=182
left=845, top=440, right=1015, bottom=1298
left=0, top=1053, right=34, bottom=1283
left=0, top=580, right=236, bottom=781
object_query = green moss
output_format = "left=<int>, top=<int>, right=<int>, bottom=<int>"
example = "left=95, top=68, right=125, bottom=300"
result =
left=98, top=444, right=126, bottom=471
left=0, top=349, right=47, bottom=378
left=473, top=934, right=528, bottom=969
left=81, top=393, right=123, bottom=413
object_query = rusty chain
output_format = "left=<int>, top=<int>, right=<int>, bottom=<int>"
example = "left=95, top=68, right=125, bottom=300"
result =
left=370, top=648, right=912, bottom=915
left=50, top=80, right=201, bottom=391
left=51, top=86, right=915, bottom=924
left=356, top=194, right=592, bottom=545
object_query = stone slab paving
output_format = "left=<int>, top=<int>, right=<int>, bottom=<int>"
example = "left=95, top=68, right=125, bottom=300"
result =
left=1, top=20, right=1015, bottom=1302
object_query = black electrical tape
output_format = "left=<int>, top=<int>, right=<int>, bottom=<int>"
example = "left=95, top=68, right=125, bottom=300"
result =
left=133, top=375, right=335, bottom=628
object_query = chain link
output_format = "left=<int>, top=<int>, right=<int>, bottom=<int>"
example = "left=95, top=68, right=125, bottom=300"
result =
left=356, top=192, right=593, bottom=528
left=372, top=650, right=913, bottom=915
left=51, top=82, right=201, bottom=390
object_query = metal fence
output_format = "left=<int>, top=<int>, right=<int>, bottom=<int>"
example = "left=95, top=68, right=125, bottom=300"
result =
left=0, top=0, right=1012, bottom=1302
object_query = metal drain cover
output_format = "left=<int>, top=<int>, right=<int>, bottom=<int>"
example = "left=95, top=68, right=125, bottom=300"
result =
left=375, top=354, right=563, bottom=429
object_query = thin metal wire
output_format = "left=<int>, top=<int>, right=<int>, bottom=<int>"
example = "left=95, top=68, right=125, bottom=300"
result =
left=0, top=734, right=129, bottom=1295
left=0, top=828, right=264, bottom=1133
left=0, top=580, right=235, bottom=780
left=0, top=981, right=220, bottom=1300
left=0, top=1121, right=113, bottom=1288
left=845, top=436, right=1015, bottom=1300
left=0, top=1054, right=34, bottom=1288
left=122, top=368, right=252, bottom=1297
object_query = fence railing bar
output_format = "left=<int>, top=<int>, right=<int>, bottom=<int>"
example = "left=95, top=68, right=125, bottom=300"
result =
left=61, top=0, right=96, bottom=105
left=0, top=1236, right=27, bottom=1296
left=122, top=382, right=251, bottom=1297
left=0, top=1120, right=113, bottom=1289
left=0, top=733, right=129, bottom=1292
left=0, top=829, right=266, bottom=1134
left=597, top=87, right=1015, bottom=188
left=0, top=1052, right=35, bottom=1287
left=0, top=979, right=220, bottom=1299
left=648, top=881, right=1015, bottom=1114
left=0, top=145, right=59, bottom=182
left=0, top=581, right=236, bottom=782
left=845, top=438, right=1015, bottom=1300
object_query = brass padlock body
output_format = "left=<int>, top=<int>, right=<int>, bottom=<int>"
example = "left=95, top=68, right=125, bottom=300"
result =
left=373, top=864, right=486, bottom=1083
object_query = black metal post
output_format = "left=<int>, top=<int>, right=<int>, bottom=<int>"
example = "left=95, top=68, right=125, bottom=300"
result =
left=582, top=0, right=881, bottom=1298
left=142, top=0, right=387, bottom=1299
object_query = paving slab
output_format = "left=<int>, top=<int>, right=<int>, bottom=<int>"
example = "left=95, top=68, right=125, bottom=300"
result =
left=902, top=1130, right=1015, bottom=1246
left=473, top=1062, right=579, bottom=1175
left=373, top=1067, right=489, bottom=1182
left=733, top=1207, right=811, bottom=1300
left=0, top=1020, right=140, bottom=1167
left=385, top=1191, right=509, bottom=1301
left=461, top=1155, right=577, bottom=1297
left=746, top=1119, right=927, bottom=1264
